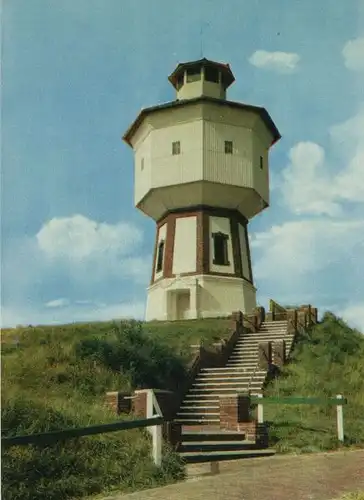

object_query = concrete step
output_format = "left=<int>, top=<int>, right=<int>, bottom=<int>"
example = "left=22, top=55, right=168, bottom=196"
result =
left=195, top=375, right=266, bottom=382
left=179, top=440, right=258, bottom=453
left=175, top=418, right=220, bottom=425
left=179, top=448, right=276, bottom=463
left=201, top=368, right=267, bottom=374
left=200, top=365, right=265, bottom=375
left=192, top=380, right=261, bottom=387
left=189, top=385, right=263, bottom=394
left=177, top=411, right=220, bottom=418
left=181, top=430, right=247, bottom=442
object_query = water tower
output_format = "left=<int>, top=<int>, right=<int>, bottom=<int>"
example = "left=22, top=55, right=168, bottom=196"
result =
left=123, top=59, right=280, bottom=321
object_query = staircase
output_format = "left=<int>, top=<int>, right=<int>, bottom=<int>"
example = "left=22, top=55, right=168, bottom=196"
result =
left=174, top=320, right=293, bottom=463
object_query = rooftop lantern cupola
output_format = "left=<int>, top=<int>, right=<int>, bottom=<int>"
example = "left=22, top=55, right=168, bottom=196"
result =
left=168, top=58, right=235, bottom=100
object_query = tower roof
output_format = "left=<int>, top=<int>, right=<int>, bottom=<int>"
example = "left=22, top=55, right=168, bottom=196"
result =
left=123, top=96, right=281, bottom=147
left=168, top=58, right=235, bottom=89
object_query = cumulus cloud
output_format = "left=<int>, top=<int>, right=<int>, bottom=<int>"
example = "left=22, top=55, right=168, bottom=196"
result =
left=248, top=50, right=300, bottom=73
left=342, top=37, right=364, bottom=71
left=278, top=106, right=364, bottom=216
left=37, top=214, right=143, bottom=261
left=338, top=303, right=364, bottom=333
left=45, top=298, right=70, bottom=308
left=35, top=214, right=150, bottom=285
left=251, top=219, right=364, bottom=281
left=1, top=215, right=150, bottom=327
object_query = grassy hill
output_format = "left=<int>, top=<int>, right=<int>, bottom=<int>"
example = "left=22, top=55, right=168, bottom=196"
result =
left=1, top=312, right=364, bottom=499
left=263, top=312, right=364, bottom=453
left=1, top=318, right=232, bottom=500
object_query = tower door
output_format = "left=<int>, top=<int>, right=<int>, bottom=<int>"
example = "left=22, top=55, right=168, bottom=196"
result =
left=176, top=290, right=190, bottom=320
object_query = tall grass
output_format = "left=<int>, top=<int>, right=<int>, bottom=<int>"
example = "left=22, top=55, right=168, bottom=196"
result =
left=264, top=312, right=364, bottom=453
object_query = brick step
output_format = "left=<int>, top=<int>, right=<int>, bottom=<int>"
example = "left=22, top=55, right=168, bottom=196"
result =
left=179, top=448, right=276, bottom=464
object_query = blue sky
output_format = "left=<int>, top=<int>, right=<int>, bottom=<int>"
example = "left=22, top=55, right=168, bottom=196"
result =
left=2, top=0, right=364, bottom=330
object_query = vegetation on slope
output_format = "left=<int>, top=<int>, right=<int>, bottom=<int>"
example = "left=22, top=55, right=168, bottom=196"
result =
left=264, top=312, right=364, bottom=453
left=1, top=317, right=232, bottom=500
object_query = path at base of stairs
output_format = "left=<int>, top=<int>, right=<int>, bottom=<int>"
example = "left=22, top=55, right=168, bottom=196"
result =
left=102, top=449, right=364, bottom=500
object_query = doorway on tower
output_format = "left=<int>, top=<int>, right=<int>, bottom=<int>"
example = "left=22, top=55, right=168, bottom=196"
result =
left=167, top=289, right=191, bottom=320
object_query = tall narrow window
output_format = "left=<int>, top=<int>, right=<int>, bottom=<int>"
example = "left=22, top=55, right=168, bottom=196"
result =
left=141, top=158, right=144, bottom=170
left=156, top=240, right=165, bottom=272
left=212, top=232, right=230, bottom=266
left=225, top=141, right=233, bottom=154
left=172, top=141, right=181, bottom=155
left=260, top=156, right=264, bottom=169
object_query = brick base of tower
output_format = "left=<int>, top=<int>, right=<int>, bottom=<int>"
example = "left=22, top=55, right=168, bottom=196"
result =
left=146, top=206, right=257, bottom=321
left=146, top=274, right=256, bottom=321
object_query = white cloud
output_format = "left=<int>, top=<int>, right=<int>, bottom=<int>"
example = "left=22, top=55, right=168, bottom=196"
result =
left=337, top=303, right=364, bottom=333
left=251, top=219, right=364, bottom=281
left=37, top=214, right=143, bottom=261
left=248, top=50, right=300, bottom=73
left=279, top=106, right=364, bottom=215
left=35, top=215, right=150, bottom=285
left=342, top=37, right=364, bottom=71
left=45, top=298, right=70, bottom=308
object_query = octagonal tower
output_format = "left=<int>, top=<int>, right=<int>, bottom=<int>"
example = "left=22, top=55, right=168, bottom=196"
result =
left=123, top=58, right=280, bottom=321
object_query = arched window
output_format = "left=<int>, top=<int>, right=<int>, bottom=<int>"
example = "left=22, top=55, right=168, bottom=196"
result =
left=156, top=240, right=165, bottom=272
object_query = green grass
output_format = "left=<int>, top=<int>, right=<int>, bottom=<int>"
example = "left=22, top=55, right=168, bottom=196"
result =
left=1, top=317, right=232, bottom=499
left=262, top=312, right=364, bottom=454
left=2, top=311, right=364, bottom=498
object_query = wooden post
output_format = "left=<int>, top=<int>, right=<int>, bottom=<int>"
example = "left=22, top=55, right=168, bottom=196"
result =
left=146, top=390, right=163, bottom=466
left=152, top=423, right=162, bottom=467
left=257, top=394, right=264, bottom=424
left=336, top=394, right=344, bottom=442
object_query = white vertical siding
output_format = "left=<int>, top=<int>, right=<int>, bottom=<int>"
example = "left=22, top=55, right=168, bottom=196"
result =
left=238, top=223, right=251, bottom=281
left=134, top=132, right=152, bottom=205
left=203, top=121, right=254, bottom=187
left=252, top=133, right=269, bottom=203
left=172, top=216, right=197, bottom=274
left=150, top=120, right=203, bottom=188
left=209, top=216, right=235, bottom=274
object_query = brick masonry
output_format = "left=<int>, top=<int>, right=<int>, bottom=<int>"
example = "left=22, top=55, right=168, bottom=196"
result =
left=132, top=391, right=147, bottom=418
left=150, top=205, right=254, bottom=285
left=219, top=394, right=252, bottom=432
left=105, top=391, right=132, bottom=415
